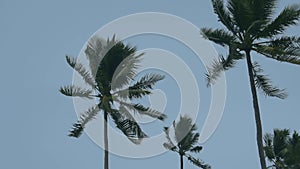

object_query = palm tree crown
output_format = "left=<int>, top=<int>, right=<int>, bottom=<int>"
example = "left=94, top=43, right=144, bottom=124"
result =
left=202, top=0, right=300, bottom=96
left=60, top=35, right=166, bottom=140
left=163, top=116, right=210, bottom=169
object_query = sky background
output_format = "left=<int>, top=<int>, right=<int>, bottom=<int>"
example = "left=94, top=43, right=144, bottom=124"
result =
left=1, top=0, right=299, bottom=169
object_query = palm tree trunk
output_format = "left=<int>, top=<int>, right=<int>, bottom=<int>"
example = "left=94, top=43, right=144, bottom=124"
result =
left=245, top=50, right=267, bottom=169
left=180, top=154, right=184, bottom=169
left=104, top=111, right=109, bottom=169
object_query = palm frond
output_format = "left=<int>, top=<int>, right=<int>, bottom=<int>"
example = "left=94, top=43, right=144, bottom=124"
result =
left=85, top=36, right=110, bottom=77
left=251, top=0, right=277, bottom=23
left=132, top=73, right=165, bottom=90
left=190, top=146, right=203, bottom=153
left=200, top=28, right=236, bottom=47
left=110, top=111, right=147, bottom=144
left=254, top=45, right=300, bottom=65
left=132, top=104, right=167, bottom=120
left=115, top=73, right=165, bottom=100
left=174, top=116, right=194, bottom=144
left=111, top=53, right=143, bottom=91
left=252, top=62, right=287, bottom=99
left=206, top=44, right=244, bottom=85
left=254, top=36, right=300, bottom=64
left=180, top=127, right=199, bottom=152
left=163, top=127, right=177, bottom=151
left=69, top=105, right=100, bottom=137
left=59, top=85, right=94, bottom=99
left=186, top=154, right=211, bottom=169
left=211, top=0, right=238, bottom=34
left=65, top=55, right=96, bottom=87
left=227, top=0, right=253, bottom=31
left=259, top=5, right=300, bottom=38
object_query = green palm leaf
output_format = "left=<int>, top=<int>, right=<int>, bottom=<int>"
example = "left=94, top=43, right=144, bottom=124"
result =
left=69, top=105, right=100, bottom=137
left=110, top=111, right=147, bottom=144
left=211, top=0, right=238, bottom=34
left=114, top=73, right=165, bottom=100
left=206, top=44, right=244, bottom=85
left=59, top=85, right=94, bottom=99
left=259, top=5, right=300, bottom=38
left=201, top=28, right=236, bottom=47
left=252, top=62, right=287, bottom=99
left=186, top=154, right=211, bottom=169
left=111, top=53, right=143, bottom=91
left=65, top=55, right=96, bottom=87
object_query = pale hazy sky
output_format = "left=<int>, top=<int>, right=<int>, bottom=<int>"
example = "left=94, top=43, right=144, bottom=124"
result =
left=1, top=1, right=299, bottom=169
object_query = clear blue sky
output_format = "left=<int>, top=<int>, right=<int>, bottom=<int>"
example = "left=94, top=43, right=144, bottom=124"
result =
left=1, top=0, right=299, bottom=169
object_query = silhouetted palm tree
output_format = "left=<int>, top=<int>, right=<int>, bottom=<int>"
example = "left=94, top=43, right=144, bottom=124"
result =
left=60, top=35, right=166, bottom=169
left=264, top=129, right=300, bottom=169
left=163, top=116, right=210, bottom=169
left=201, top=0, right=300, bottom=168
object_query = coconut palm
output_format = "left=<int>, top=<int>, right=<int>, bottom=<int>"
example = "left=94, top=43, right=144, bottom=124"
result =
left=201, top=0, right=300, bottom=168
left=60, top=35, right=166, bottom=169
left=163, top=116, right=210, bottom=169
left=264, top=129, right=300, bottom=169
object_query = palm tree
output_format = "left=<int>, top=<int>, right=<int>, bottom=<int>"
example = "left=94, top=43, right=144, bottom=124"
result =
left=264, top=129, right=300, bottom=169
left=60, top=35, right=166, bottom=169
left=201, top=0, right=300, bottom=168
left=163, top=116, right=210, bottom=169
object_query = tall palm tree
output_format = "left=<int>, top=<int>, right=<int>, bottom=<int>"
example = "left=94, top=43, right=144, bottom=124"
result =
left=264, top=129, right=300, bottom=169
left=60, top=35, right=166, bottom=169
left=163, top=116, right=210, bottom=169
left=201, top=0, right=300, bottom=168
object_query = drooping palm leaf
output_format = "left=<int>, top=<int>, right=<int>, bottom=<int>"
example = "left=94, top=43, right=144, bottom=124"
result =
left=69, top=105, right=100, bottom=137
left=252, top=62, right=287, bottom=99
left=186, top=154, right=211, bottom=169
left=206, top=44, right=244, bottom=85
left=110, top=111, right=147, bottom=144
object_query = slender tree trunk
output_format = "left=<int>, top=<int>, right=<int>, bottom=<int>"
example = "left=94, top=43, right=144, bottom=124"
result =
left=180, top=154, right=184, bottom=169
left=245, top=50, right=267, bottom=169
left=104, top=111, right=109, bottom=169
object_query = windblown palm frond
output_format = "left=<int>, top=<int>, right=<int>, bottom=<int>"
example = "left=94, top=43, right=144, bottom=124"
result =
left=211, top=0, right=237, bottom=34
left=115, top=73, right=165, bottom=100
left=111, top=52, right=143, bottom=90
left=187, top=155, right=211, bottom=169
left=69, top=105, right=100, bottom=137
left=59, top=85, right=94, bottom=99
left=259, top=5, right=300, bottom=38
left=252, top=62, right=287, bottom=99
left=206, top=44, right=244, bottom=85
left=65, top=55, right=96, bottom=87
left=201, top=28, right=236, bottom=47
left=254, top=37, right=300, bottom=64
left=110, top=111, right=147, bottom=144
